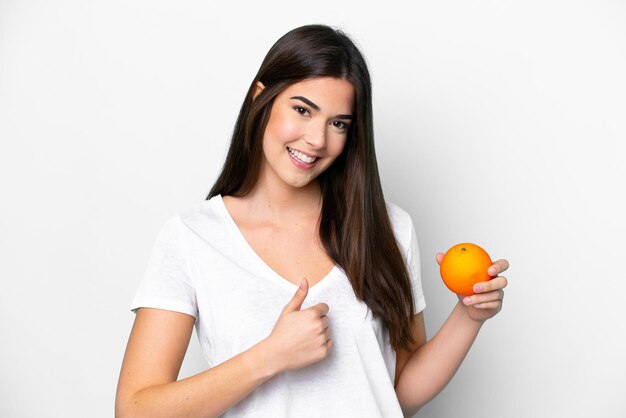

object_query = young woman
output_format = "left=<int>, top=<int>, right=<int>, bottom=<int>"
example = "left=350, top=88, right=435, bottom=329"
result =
left=116, top=24, right=509, bottom=418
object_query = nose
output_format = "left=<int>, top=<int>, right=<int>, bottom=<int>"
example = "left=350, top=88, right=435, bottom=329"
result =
left=304, top=123, right=327, bottom=150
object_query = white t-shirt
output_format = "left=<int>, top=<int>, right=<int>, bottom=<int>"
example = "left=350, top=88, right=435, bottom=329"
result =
left=130, top=194, right=426, bottom=417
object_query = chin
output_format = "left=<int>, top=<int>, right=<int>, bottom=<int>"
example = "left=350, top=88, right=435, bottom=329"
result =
left=284, top=174, right=318, bottom=189
left=288, top=179, right=315, bottom=189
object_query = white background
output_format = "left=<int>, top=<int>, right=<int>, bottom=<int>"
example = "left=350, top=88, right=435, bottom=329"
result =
left=1, top=1, right=625, bottom=417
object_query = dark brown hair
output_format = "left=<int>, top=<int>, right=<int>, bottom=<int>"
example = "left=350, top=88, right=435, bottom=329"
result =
left=208, top=24, right=419, bottom=352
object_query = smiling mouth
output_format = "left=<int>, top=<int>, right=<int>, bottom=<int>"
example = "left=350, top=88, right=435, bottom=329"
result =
left=287, top=147, right=318, bottom=164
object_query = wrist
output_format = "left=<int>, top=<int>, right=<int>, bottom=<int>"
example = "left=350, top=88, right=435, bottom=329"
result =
left=247, top=337, right=284, bottom=380
left=455, top=300, right=487, bottom=328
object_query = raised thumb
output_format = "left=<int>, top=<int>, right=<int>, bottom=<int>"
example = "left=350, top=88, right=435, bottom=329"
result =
left=284, top=278, right=308, bottom=312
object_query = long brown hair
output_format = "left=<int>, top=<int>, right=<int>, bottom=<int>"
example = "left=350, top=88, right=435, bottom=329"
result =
left=208, top=24, right=418, bottom=352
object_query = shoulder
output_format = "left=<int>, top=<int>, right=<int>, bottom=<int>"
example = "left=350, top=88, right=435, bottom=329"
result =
left=384, top=200, right=415, bottom=253
left=178, top=196, right=221, bottom=226
left=173, top=195, right=231, bottom=247
left=146, top=197, right=225, bottom=247
left=385, top=200, right=413, bottom=228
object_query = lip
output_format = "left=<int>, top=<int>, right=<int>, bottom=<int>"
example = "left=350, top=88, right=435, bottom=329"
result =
left=287, top=148, right=317, bottom=170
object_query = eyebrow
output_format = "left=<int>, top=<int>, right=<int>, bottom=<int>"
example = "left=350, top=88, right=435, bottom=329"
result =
left=289, top=96, right=353, bottom=120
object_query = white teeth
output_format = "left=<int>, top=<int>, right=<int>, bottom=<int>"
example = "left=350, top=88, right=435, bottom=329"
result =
left=288, top=147, right=317, bottom=164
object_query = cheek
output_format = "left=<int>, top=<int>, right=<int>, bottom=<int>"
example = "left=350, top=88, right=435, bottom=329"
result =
left=267, top=113, right=302, bottom=143
left=277, top=121, right=301, bottom=141
left=329, top=137, right=348, bottom=157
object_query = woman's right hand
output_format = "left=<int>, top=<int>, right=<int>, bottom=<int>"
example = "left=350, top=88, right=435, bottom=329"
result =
left=264, top=278, right=333, bottom=373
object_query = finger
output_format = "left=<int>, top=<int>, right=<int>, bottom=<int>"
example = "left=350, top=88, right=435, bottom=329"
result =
left=473, top=276, right=508, bottom=293
left=436, top=252, right=445, bottom=265
left=311, top=302, right=330, bottom=317
left=474, top=300, right=502, bottom=309
left=488, top=259, right=510, bottom=276
left=322, top=315, right=329, bottom=330
left=463, top=289, right=503, bottom=306
left=283, top=278, right=309, bottom=313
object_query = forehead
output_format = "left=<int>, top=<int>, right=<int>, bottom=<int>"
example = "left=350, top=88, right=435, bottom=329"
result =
left=279, top=77, right=355, bottom=111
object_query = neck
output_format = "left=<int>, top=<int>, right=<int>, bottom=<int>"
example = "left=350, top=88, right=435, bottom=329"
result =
left=243, top=170, right=323, bottom=223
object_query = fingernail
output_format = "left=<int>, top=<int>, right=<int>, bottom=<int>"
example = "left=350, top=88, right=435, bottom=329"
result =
left=463, top=297, right=471, bottom=305
left=474, top=285, right=483, bottom=292
left=489, top=267, right=496, bottom=275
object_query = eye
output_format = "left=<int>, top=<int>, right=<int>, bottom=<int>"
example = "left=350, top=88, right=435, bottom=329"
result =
left=292, top=106, right=310, bottom=117
left=332, top=120, right=349, bottom=131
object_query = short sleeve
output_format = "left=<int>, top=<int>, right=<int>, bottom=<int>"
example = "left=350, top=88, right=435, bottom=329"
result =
left=406, top=219, right=427, bottom=314
left=385, top=201, right=427, bottom=315
left=130, top=214, right=198, bottom=320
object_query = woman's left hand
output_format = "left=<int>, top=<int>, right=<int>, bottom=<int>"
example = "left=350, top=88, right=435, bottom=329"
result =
left=436, top=253, right=509, bottom=323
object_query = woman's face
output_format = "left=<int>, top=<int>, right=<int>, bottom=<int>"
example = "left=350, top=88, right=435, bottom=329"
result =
left=257, top=77, right=355, bottom=191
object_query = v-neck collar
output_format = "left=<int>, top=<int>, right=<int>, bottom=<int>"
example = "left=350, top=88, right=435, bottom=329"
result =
left=214, top=194, right=339, bottom=295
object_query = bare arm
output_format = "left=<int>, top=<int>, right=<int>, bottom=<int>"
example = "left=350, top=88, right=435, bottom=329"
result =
left=394, top=311, right=427, bottom=389
left=395, top=256, right=509, bottom=416
left=395, top=301, right=482, bottom=416
left=115, top=308, right=279, bottom=418
left=116, top=280, right=333, bottom=418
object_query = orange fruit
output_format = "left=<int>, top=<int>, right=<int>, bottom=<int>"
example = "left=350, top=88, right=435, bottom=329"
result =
left=440, top=243, right=493, bottom=296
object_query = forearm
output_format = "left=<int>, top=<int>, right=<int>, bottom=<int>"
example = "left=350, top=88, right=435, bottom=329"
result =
left=117, top=338, right=279, bottom=418
left=395, top=301, right=483, bottom=414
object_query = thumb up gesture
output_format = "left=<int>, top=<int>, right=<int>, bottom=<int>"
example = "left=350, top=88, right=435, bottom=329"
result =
left=264, top=278, right=333, bottom=373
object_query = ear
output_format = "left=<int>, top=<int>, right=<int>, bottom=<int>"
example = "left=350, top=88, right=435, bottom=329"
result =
left=252, top=81, right=265, bottom=101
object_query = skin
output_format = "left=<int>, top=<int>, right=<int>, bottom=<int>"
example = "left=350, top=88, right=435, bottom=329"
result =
left=249, top=76, right=510, bottom=404
left=115, top=75, right=510, bottom=418
left=452, top=257, right=509, bottom=321
left=259, top=78, right=354, bottom=189
left=395, top=257, right=509, bottom=417
left=221, top=77, right=356, bottom=289
left=115, top=77, right=359, bottom=418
